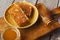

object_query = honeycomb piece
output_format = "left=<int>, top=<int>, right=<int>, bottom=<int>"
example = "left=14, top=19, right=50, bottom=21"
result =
left=8, top=5, right=29, bottom=27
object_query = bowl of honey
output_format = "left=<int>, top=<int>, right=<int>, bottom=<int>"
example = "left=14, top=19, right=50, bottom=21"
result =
left=1, top=27, right=21, bottom=40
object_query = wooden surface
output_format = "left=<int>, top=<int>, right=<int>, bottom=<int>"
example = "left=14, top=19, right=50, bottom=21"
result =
left=0, top=0, right=60, bottom=40
left=0, top=16, right=60, bottom=40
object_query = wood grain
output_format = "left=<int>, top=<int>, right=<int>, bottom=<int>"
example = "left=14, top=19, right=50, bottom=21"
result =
left=0, top=17, right=9, bottom=31
left=0, top=17, right=60, bottom=40
left=20, top=18, right=60, bottom=40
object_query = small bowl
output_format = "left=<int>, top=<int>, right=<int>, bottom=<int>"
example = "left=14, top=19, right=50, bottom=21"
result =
left=4, top=1, right=38, bottom=28
left=1, top=27, right=21, bottom=40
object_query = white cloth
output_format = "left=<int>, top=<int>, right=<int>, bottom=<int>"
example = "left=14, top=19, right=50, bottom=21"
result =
left=0, top=0, right=13, bottom=17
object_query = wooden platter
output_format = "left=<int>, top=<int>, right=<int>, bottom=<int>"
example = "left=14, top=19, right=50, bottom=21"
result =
left=0, top=16, right=60, bottom=40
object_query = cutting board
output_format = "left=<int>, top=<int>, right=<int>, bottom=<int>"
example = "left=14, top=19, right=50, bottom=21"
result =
left=0, top=16, right=60, bottom=40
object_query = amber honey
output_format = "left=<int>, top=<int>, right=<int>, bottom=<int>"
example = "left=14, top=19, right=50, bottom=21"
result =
left=3, top=29, right=17, bottom=40
left=1, top=28, right=20, bottom=40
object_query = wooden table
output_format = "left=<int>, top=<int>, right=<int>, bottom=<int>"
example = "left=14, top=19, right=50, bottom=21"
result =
left=0, top=0, right=60, bottom=40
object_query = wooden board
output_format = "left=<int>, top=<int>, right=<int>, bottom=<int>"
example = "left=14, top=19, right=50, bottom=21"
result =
left=0, top=16, right=60, bottom=40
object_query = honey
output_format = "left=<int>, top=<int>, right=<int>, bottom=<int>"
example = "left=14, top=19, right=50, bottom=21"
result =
left=3, top=29, right=17, bottom=40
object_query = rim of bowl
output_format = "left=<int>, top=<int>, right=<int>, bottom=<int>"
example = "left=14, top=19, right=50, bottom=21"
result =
left=4, top=1, right=39, bottom=29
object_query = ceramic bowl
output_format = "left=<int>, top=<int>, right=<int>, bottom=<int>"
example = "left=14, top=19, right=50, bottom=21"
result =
left=4, top=1, right=38, bottom=28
